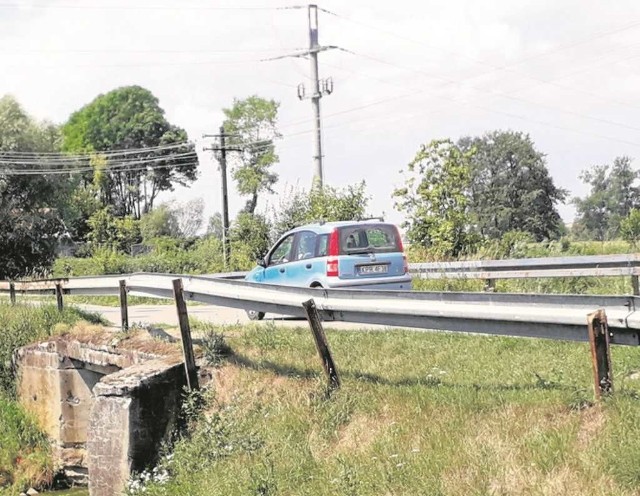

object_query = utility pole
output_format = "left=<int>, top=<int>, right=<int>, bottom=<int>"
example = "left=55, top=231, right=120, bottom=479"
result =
left=265, top=4, right=336, bottom=189
left=308, top=4, right=324, bottom=188
left=203, top=126, right=241, bottom=268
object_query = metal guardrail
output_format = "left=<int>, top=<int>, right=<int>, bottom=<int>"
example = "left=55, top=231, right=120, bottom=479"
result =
left=0, top=272, right=633, bottom=397
left=197, top=254, right=640, bottom=290
left=1, top=272, right=639, bottom=347
left=409, top=253, right=640, bottom=278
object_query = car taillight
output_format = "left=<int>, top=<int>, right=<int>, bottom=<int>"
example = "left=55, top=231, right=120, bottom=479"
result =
left=327, top=258, right=339, bottom=277
left=403, top=254, right=409, bottom=274
left=327, top=229, right=340, bottom=277
left=394, top=225, right=404, bottom=252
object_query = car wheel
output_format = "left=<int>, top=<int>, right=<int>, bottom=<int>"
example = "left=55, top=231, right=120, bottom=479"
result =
left=246, top=309, right=265, bottom=321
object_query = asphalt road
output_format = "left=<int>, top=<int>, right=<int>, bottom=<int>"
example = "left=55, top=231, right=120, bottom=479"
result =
left=78, top=303, right=392, bottom=331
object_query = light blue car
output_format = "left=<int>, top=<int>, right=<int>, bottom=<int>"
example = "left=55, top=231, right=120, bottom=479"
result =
left=244, top=220, right=412, bottom=320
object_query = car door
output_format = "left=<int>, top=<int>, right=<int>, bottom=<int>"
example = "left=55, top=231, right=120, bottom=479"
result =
left=263, top=233, right=296, bottom=284
left=285, top=231, right=320, bottom=286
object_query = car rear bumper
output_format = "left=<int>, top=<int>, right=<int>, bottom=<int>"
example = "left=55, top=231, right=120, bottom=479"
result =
left=324, top=275, right=412, bottom=291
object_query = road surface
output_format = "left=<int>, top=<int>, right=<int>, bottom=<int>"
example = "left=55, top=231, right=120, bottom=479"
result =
left=78, top=303, right=394, bottom=331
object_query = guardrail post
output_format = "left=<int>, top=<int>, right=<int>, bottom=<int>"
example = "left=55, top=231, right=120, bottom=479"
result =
left=119, top=279, right=129, bottom=332
left=55, top=283, right=64, bottom=312
left=9, top=282, right=15, bottom=305
left=483, top=278, right=496, bottom=292
left=302, top=299, right=340, bottom=391
left=172, top=278, right=199, bottom=391
left=632, top=275, right=639, bottom=296
left=587, top=309, right=613, bottom=400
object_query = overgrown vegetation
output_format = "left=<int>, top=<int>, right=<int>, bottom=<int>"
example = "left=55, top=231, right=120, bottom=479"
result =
left=126, top=323, right=640, bottom=495
left=0, top=303, right=104, bottom=493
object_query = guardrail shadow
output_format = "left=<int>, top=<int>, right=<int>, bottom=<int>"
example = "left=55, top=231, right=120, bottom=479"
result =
left=227, top=352, right=576, bottom=393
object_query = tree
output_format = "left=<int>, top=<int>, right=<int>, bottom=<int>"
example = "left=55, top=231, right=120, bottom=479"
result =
left=458, top=131, right=566, bottom=241
left=86, top=208, right=140, bottom=253
left=222, top=96, right=280, bottom=214
left=621, top=209, right=640, bottom=247
left=206, top=212, right=224, bottom=240
left=573, top=156, right=639, bottom=240
left=228, top=212, right=271, bottom=269
left=172, top=198, right=205, bottom=238
left=393, top=139, right=478, bottom=258
left=62, top=85, right=199, bottom=219
left=271, top=182, right=370, bottom=240
left=139, top=204, right=180, bottom=241
left=0, top=95, right=66, bottom=278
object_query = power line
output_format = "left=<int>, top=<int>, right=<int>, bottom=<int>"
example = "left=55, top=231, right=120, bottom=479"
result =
left=327, top=8, right=640, bottom=74
left=326, top=9, right=640, bottom=113
left=0, top=160, right=200, bottom=176
left=0, top=141, right=194, bottom=159
left=344, top=49, right=640, bottom=134
left=0, top=151, right=197, bottom=168
left=0, top=3, right=305, bottom=11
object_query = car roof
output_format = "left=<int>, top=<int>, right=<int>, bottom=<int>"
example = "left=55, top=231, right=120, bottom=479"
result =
left=286, top=220, right=393, bottom=235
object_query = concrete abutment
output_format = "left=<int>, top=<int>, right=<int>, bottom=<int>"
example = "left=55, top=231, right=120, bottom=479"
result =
left=14, top=336, right=186, bottom=496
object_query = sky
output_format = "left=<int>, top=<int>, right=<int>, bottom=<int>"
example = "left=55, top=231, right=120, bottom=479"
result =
left=2, top=0, right=640, bottom=228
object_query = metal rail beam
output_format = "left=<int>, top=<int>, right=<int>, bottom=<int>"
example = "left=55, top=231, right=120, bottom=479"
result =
left=3, top=273, right=639, bottom=347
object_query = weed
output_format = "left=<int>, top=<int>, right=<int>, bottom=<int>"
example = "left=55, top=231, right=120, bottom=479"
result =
left=201, top=331, right=232, bottom=367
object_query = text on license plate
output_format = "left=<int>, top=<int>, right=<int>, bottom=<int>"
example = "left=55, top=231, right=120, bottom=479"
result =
left=358, top=264, right=389, bottom=275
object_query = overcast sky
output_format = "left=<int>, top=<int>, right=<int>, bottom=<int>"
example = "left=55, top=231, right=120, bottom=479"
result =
left=2, top=0, right=640, bottom=227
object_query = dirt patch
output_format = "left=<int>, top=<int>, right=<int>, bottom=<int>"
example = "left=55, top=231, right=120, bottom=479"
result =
left=334, top=413, right=386, bottom=453
left=576, top=405, right=606, bottom=450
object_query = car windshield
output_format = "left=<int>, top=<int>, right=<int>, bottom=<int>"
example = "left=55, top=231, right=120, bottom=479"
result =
left=338, top=224, right=400, bottom=254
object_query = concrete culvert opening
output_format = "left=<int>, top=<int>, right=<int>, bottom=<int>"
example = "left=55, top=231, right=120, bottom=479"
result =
left=14, top=331, right=187, bottom=496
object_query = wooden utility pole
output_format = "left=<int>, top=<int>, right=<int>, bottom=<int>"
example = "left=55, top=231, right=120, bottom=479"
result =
left=203, top=127, right=241, bottom=268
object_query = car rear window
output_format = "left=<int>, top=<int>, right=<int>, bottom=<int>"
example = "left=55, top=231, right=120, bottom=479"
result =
left=339, top=224, right=401, bottom=254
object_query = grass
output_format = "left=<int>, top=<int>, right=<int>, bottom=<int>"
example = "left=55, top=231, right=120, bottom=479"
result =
left=413, top=275, right=636, bottom=295
left=2, top=294, right=202, bottom=308
left=131, top=323, right=640, bottom=496
left=0, top=394, right=51, bottom=494
left=0, top=303, right=105, bottom=494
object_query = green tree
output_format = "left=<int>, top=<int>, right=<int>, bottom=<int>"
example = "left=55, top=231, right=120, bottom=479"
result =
left=620, top=209, right=640, bottom=246
left=139, top=204, right=180, bottom=242
left=394, top=139, right=478, bottom=258
left=272, top=182, right=370, bottom=240
left=458, top=130, right=566, bottom=241
left=228, top=212, right=271, bottom=269
left=62, top=85, right=199, bottom=219
left=0, top=95, right=67, bottom=278
left=573, top=156, right=639, bottom=240
left=222, top=96, right=280, bottom=214
left=87, top=208, right=140, bottom=253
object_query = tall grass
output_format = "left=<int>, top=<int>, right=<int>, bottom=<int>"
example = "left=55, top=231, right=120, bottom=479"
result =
left=0, top=303, right=104, bottom=494
left=131, top=324, right=640, bottom=496
left=0, top=303, right=105, bottom=396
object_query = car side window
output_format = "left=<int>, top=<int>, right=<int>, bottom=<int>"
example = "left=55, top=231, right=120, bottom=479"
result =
left=293, top=231, right=318, bottom=260
left=316, top=234, right=329, bottom=257
left=268, top=234, right=294, bottom=266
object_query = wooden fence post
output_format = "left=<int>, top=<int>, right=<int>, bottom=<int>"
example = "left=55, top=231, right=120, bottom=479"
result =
left=55, top=283, right=64, bottom=312
left=172, top=278, right=199, bottom=391
left=587, top=309, right=613, bottom=400
left=9, top=282, right=15, bottom=305
left=119, top=279, right=129, bottom=332
left=302, top=298, right=340, bottom=390
left=632, top=275, right=639, bottom=296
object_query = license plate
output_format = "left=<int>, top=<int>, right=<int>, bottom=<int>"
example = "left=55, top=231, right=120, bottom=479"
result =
left=358, top=264, right=388, bottom=275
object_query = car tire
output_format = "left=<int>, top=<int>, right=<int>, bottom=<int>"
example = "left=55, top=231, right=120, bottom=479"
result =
left=246, top=309, right=265, bottom=321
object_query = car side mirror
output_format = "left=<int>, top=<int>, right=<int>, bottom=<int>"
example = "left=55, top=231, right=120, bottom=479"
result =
left=256, top=257, right=267, bottom=268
